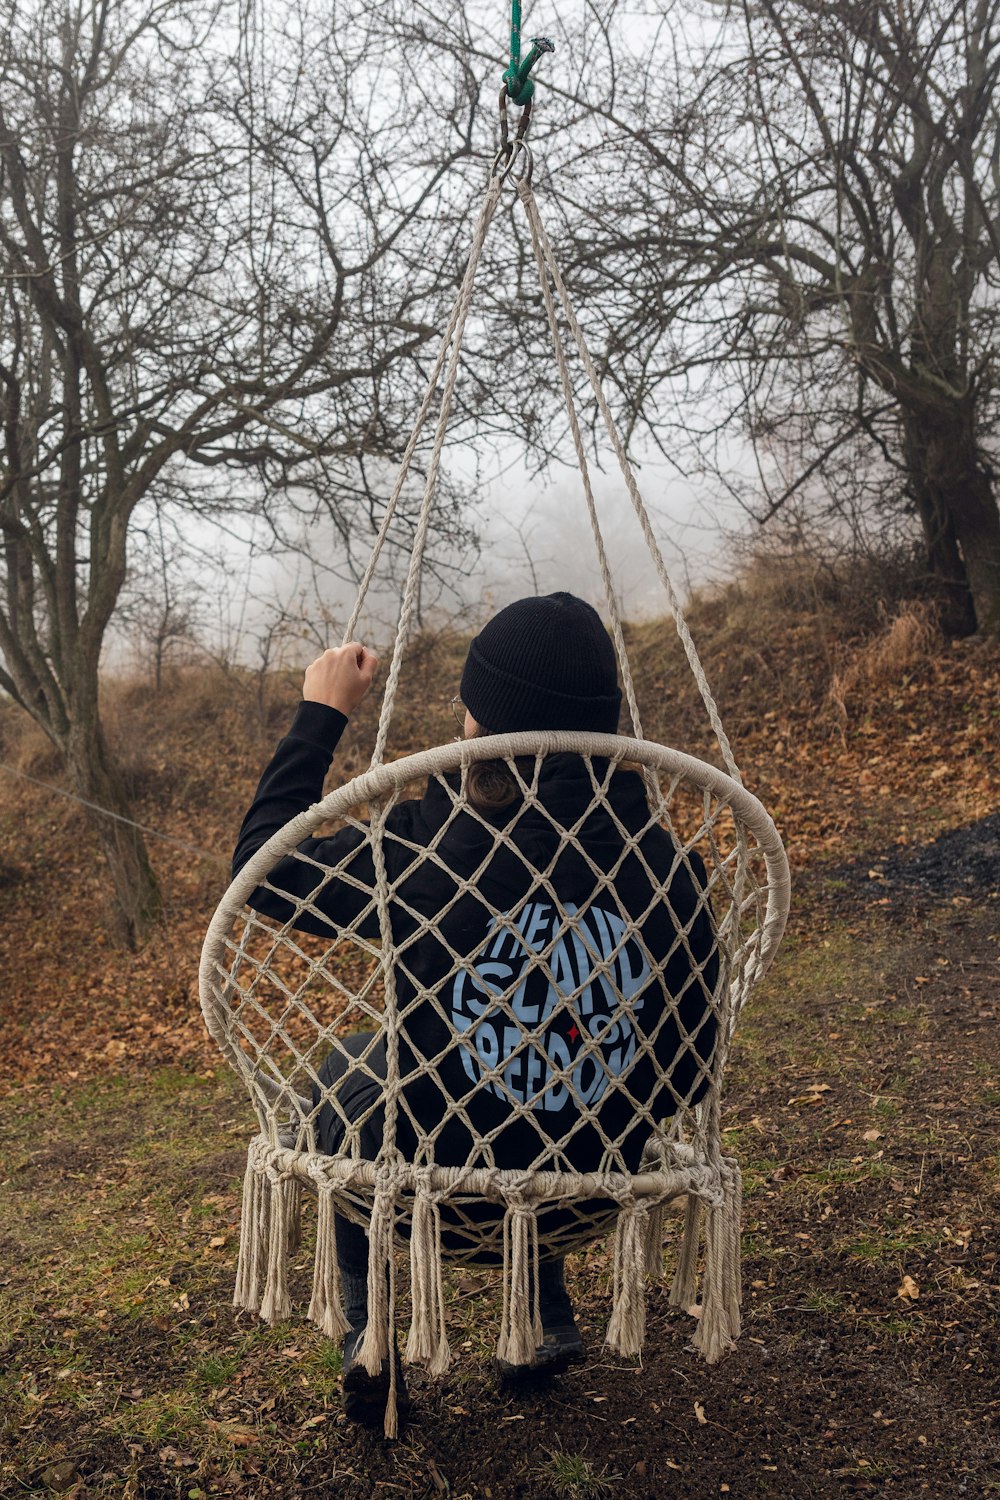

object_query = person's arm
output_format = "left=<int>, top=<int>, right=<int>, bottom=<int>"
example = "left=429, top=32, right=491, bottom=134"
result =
left=231, top=644, right=380, bottom=935
left=232, top=699, right=350, bottom=878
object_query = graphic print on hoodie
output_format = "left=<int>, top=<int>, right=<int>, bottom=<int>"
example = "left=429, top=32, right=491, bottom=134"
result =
left=235, top=726, right=721, bottom=1180
left=450, top=900, right=652, bottom=1113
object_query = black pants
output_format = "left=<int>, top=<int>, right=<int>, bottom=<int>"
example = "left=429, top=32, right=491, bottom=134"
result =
left=313, top=1033, right=572, bottom=1329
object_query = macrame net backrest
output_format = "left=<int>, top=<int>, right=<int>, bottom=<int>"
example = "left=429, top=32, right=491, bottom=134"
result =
left=199, top=150, right=790, bottom=1438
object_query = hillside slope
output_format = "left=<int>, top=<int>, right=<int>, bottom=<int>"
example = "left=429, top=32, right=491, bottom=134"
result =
left=0, top=590, right=996, bottom=1087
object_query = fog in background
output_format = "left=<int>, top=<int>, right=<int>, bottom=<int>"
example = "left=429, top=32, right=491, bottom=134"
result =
left=119, top=440, right=749, bottom=679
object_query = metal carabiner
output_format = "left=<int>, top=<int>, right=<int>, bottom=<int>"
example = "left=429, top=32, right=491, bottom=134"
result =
left=495, top=84, right=534, bottom=180
left=490, top=136, right=533, bottom=185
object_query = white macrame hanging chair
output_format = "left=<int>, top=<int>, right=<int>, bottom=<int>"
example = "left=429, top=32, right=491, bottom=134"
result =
left=199, top=92, right=790, bottom=1439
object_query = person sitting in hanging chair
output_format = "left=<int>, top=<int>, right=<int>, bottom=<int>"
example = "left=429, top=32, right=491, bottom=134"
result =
left=232, top=592, right=720, bottom=1426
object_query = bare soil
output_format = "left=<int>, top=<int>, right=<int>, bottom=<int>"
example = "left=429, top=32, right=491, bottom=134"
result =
left=2, top=829, right=997, bottom=1499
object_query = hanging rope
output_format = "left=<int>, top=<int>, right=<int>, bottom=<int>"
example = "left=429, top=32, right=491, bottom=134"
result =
left=351, top=161, right=742, bottom=784
left=516, top=182, right=743, bottom=784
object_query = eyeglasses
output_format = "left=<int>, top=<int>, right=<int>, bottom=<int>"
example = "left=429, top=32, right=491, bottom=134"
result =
left=451, top=695, right=466, bottom=729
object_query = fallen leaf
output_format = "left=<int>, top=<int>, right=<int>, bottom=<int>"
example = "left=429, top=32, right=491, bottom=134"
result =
left=207, top=1421, right=258, bottom=1447
left=897, top=1275, right=920, bottom=1301
left=862, top=1129, right=885, bottom=1142
left=158, top=1446, right=197, bottom=1467
left=694, top=1401, right=707, bottom=1424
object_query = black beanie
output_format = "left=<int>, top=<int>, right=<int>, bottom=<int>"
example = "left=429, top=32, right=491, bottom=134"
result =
left=460, top=592, right=622, bottom=734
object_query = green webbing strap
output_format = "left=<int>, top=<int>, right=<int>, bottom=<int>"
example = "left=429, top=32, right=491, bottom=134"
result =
left=502, top=0, right=554, bottom=106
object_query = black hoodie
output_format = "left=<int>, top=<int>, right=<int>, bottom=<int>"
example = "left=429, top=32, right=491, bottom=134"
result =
left=233, top=702, right=719, bottom=1176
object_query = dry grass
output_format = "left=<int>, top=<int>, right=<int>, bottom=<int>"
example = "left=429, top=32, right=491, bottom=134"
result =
left=828, top=601, right=942, bottom=738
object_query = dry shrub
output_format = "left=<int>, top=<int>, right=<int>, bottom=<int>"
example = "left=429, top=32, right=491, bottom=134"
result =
left=829, top=601, right=941, bottom=732
left=0, top=700, right=62, bottom=779
left=714, top=538, right=928, bottom=640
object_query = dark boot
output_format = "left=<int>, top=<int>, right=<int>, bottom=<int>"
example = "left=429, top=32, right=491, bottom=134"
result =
left=336, top=1214, right=411, bottom=1430
left=341, top=1326, right=412, bottom=1430
left=497, top=1257, right=584, bottom=1385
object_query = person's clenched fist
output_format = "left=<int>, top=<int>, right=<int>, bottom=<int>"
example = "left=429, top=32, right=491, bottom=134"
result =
left=302, top=643, right=378, bottom=716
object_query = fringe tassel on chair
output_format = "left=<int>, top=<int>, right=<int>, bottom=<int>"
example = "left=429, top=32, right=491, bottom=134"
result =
left=692, top=1161, right=743, bottom=1363
left=405, top=1173, right=452, bottom=1375
left=668, top=1193, right=702, bottom=1310
left=233, top=1143, right=270, bottom=1315
left=383, top=1248, right=400, bottom=1441
left=260, top=1173, right=295, bottom=1324
left=606, top=1199, right=649, bottom=1357
left=286, top=1177, right=303, bottom=1259
left=643, top=1200, right=668, bottom=1279
left=496, top=1194, right=541, bottom=1367
left=307, top=1188, right=350, bottom=1340
left=358, top=1160, right=400, bottom=1378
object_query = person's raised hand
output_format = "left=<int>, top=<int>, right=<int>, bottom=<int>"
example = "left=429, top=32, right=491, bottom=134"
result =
left=302, top=643, right=378, bottom=716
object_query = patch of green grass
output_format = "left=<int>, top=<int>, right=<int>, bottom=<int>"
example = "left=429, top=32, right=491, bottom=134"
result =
left=802, top=1289, right=843, bottom=1316
left=103, top=1388, right=208, bottom=1447
left=300, top=1341, right=343, bottom=1397
left=535, top=1449, right=619, bottom=1498
left=857, top=1313, right=916, bottom=1342
left=791, top=1158, right=894, bottom=1194
left=734, top=921, right=914, bottom=1083
left=842, top=1223, right=941, bottom=1263
left=742, top=1232, right=789, bottom=1262
left=149, top=1066, right=213, bottom=1099
left=740, top=1158, right=783, bottom=1195
left=886, top=1003, right=926, bottom=1028
left=191, top=1353, right=239, bottom=1390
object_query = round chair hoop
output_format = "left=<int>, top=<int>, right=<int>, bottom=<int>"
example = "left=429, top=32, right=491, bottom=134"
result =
left=200, top=731, right=790, bottom=1102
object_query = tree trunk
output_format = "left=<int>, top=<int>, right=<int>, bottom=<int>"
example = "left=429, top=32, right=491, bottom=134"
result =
left=949, top=468, right=1000, bottom=637
left=900, top=408, right=997, bottom=636
left=63, top=709, right=163, bottom=949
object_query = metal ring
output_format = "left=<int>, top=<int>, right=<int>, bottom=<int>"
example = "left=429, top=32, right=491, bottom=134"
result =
left=489, top=138, right=533, bottom=184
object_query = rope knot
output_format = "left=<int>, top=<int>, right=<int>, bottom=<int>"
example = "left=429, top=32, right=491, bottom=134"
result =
left=503, top=37, right=555, bottom=107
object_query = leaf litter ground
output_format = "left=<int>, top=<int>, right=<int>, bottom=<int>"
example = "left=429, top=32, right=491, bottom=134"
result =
left=0, top=625, right=998, bottom=1497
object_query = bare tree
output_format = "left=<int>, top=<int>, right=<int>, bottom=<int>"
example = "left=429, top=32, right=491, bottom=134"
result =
left=15, top=0, right=995, bottom=950
left=372, top=0, right=1000, bottom=634
left=530, top=0, right=1000, bottom=636
left=0, top=0, right=489, bottom=943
